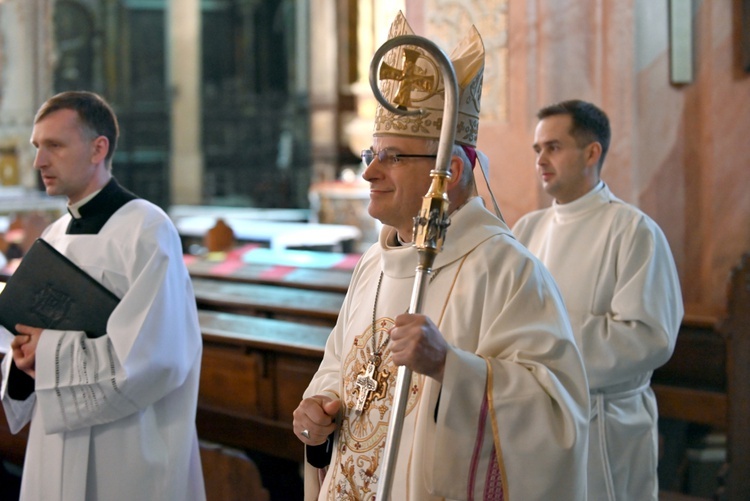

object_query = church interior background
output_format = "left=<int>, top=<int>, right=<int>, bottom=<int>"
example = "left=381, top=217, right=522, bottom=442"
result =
left=1, top=0, right=311, bottom=209
left=0, top=0, right=749, bottom=499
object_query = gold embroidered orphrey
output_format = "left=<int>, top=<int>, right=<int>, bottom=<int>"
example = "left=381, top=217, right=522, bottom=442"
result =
left=379, top=48, right=440, bottom=108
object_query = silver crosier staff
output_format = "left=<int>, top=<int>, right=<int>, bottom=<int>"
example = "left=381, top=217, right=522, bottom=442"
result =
left=369, top=34, right=459, bottom=501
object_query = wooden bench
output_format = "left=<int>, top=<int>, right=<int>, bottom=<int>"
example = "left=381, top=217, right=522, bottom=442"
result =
left=192, top=278, right=345, bottom=326
left=188, top=260, right=353, bottom=293
left=200, top=441, right=270, bottom=501
left=653, top=312, right=726, bottom=427
left=654, top=253, right=750, bottom=501
left=196, top=310, right=328, bottom=463
left=185, top=248, right=356, bottom=294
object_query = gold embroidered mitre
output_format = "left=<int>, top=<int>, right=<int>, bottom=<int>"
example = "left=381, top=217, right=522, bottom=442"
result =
left=373, top=11, right=485, bottom=147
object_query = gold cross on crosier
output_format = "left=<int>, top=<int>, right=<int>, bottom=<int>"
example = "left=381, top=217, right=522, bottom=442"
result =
left=379, top=48, right=436, bottom=108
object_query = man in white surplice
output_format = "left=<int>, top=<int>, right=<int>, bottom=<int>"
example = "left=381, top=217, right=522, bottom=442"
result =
left=1, top=91, right=205, bottom=500
left=293, top=12, right=590, bottom=501
left=513, top=100, right=684, bottom=501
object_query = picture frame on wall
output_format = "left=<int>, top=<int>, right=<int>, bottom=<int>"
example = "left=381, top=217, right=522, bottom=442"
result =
left=743, top=0, right=750, bottom=72
left=669, top=0, right=693, bottom=84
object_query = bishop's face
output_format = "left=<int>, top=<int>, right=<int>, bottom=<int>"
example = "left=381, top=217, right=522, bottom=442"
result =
left=533, top=114, right=599, bottom=204
left=362, top=136, right=436, bottom=242
left=31, top=108, right=103, bottom=205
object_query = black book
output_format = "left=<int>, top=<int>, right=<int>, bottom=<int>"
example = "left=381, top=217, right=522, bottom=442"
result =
left=0, top=238, right=120, bottom=338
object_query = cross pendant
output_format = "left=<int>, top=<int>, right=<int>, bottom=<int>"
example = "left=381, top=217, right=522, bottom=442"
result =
left=354, top=361, right=379, bottom=413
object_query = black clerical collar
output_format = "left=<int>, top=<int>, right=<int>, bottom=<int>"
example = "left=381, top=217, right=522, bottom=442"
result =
left=66, top=178, right=139, bottom=234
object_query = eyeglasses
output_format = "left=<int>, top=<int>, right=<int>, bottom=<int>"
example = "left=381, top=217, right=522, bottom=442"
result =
left=361, top=149, right=437, bottom=166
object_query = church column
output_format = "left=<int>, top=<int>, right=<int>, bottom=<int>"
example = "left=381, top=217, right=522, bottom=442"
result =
left=308, top=0, right=339, bottom=182
left=345, top=0, right=404, bottom=158
left=167, top=0, right=202, bottom=205
left=0, top=0, right=55, bottom=189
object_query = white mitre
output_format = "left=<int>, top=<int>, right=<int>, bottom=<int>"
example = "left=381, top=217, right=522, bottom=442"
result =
left=373, top=11, right=485, bottom=148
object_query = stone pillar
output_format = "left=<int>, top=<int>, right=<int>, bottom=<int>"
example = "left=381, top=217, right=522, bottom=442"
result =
left=345, top=1, right=405, bottom=159
left=0, top=0, right=55, bottom=189
left=308, top=0, right=339, bottom=182
left=167, top=0, right=202, bottom=205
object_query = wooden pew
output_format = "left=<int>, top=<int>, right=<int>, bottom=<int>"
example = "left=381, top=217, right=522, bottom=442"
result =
left=188, top=261, right=353, bottom=293
left=192, top=278, right=344, bottom=326
left=185, top=245, right=357, bottom=293
left=200, top=441, right=270, bottom=501
left=717, top=254, right=750, bottom=501
left=654, top=253, right=750, bottom=501
left=653, top=311, right=726, bottom=428
left=195, top=310, right=328, bottom=463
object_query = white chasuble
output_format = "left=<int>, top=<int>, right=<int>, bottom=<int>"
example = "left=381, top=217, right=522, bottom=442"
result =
left=305, top=197, right=589, bottom=501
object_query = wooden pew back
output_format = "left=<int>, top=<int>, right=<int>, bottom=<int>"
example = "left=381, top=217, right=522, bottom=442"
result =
left=200, top=441, right=270, bottom=501
left=184, top=246, right=357, bottom=293
left=196, top=310, right=328, bottom=463
left=192, top=278, right=345, bottom=326
left=720, top=254, right=750, bottom=501
left=654, top=253, right=750, bottom=500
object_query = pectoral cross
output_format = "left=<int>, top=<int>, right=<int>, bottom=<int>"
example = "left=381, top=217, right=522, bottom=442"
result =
left=379, top=48, right=436, bottom=108
left=355, top=361, right=379, bottom=413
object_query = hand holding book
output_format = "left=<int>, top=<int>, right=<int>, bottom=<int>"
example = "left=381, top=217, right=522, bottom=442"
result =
left=0, top=239, right=120, bottom=338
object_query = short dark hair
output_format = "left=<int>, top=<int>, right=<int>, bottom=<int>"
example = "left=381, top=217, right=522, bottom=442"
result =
left=35, top=91, right=119, bottom=163
left=537, top=100, right=611, bottom=169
